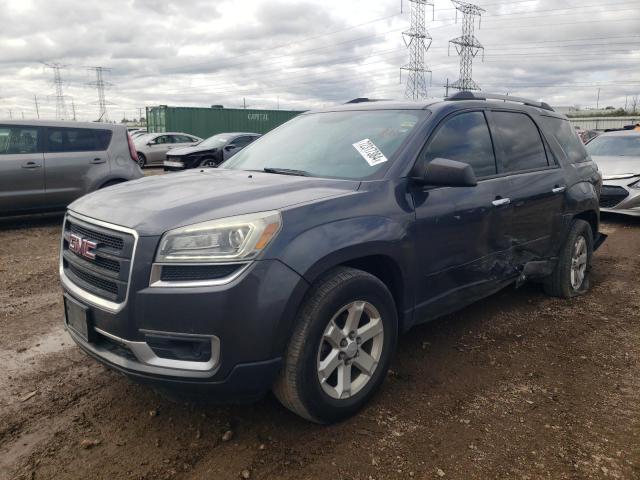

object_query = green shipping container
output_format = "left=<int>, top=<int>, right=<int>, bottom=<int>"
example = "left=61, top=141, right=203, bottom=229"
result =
left=146, top=105, right=303, bottom=139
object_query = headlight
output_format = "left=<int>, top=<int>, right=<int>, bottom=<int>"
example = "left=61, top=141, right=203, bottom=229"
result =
left=156, top=211, right=281, bottom=263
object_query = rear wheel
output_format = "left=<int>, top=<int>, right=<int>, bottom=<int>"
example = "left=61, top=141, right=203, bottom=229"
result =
left=137, top=153, right=146, bottom=168
left=273, top=267, right=397, bottom=423
left=544, top=219, right=593, bottom=298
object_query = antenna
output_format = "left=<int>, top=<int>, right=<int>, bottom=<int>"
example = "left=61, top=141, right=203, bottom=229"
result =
left=87, top=66, right=113, bottom=122
left=401, top=0, right=434, bottom=100
left=43, top=62, right=70, bottom=120
left=448, top=0, right=485, bottom=92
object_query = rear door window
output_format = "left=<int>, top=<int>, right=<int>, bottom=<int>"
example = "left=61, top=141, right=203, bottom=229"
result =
left=491, top=112, right=549, bottom=172
left=46, top=128, right=112, bottom=152
left=0, top=126, right=40, bottom=154
left=540, top=116, right=589, bottom=163
left=422, top=111, right=497, bottom=178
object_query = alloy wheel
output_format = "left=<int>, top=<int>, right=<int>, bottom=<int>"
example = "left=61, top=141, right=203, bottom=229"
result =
left=316, top=301, right=384, bottom=400
left=570, top=235, right=588, bottom=290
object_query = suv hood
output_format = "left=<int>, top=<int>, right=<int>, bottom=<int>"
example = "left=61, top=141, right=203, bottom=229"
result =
left=69, top=169, right=360, bottom=235
left=167, top=145, right=214, bottom=156
left=592, top=155, right=640, bottom=178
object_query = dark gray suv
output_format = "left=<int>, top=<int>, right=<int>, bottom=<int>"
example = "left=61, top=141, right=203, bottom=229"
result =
left=59, top=93, right=605, bottom=423
left=0, top=120, right=143, bottom=215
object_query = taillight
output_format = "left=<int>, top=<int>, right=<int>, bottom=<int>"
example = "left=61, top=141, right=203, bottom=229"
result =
left=127, top=133, right=138, bottom=163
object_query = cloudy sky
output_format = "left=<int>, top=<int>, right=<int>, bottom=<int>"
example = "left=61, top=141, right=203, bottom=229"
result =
left=1, top=0, right=639, bottom=121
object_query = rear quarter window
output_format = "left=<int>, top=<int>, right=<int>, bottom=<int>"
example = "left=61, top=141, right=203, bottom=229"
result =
left=46, top=128, right=112, bottom=153
left=540, top=116, right=588, bottom=164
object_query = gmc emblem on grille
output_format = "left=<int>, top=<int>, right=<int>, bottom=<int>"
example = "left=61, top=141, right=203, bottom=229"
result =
left=69, top=233, right=97, bottom=260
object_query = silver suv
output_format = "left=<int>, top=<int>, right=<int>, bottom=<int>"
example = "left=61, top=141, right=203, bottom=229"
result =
left=0, top=120, right=143, bottom=215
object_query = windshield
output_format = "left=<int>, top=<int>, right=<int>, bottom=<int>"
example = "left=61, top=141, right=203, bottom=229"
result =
left=222, top=109, right=429, bottom=179
left=586, top=135, right=640, bottom=157
left=199, top=134, right=233, bottom=148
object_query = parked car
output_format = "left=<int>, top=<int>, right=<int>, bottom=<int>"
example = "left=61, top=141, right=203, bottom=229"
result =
left=131, top=130, right=148, bottom=138
left=164, top=132, right=260, bottom=171
left=60, top=92, right=605, bottom=423
left=134, top=132, right=202, bottom=168
left=0, top=120, right=142, bottom=216
left=586, top=129, right=640, bottom=216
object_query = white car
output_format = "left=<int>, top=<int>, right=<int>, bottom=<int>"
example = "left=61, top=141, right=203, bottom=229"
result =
left=134, top=132, right=202, bottom=167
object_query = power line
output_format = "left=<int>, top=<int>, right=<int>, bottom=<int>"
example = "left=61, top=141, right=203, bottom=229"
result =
left=43, top=62, right=70, bottom=120
left=401, top=0, right=434, bottom=100
left=87, top=66, right=113, bottom=122
left=448, top=1, right=485, bottom=92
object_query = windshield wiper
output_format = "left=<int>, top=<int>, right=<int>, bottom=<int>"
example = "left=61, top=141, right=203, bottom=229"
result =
left=263, top=167, right=311, bottom=177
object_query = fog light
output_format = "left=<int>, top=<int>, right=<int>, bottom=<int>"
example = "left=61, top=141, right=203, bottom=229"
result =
left=144, top=334, right=212, bottom=362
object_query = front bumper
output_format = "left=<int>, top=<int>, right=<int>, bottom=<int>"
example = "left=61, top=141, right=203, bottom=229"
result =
left=600, top=178, right=640, bottom=216
left=164, top=156, right=205, bottom=171
left=164, top=158, right=185, bottom=171
left=62, top=233, right=309, bottom=395
left=67, top=326, right=282, bottom=399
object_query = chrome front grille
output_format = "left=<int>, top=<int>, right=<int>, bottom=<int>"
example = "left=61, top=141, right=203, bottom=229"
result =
left=61, top=213, right=137, bottom=311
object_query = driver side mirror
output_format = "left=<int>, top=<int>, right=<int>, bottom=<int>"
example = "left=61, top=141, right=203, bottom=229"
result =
left=413, top=157, right=477, bottom=187
left=225, top=144, right=237, bottom=151
left=147, top=141, right=156, bottom=146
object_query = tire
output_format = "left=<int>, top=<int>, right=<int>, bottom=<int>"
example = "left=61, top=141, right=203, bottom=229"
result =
left=273, top=267, right=398, bottom=423
left=199, top=157, right=217, bottom=168
left=544, top=219, right=593, bottom=298
left=137, top=153, right=146, bottom=168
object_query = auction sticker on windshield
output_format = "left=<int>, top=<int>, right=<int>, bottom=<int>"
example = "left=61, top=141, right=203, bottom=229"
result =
left=353, top=138, right=388, bottom=167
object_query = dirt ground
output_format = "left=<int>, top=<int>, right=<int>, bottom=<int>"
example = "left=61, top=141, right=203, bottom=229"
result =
left=0, top=187, right=639, bottom=479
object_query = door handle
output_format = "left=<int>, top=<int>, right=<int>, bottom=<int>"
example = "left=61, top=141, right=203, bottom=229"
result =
left=492, top=197, right=511, bottom=207
left=91, top=158, right=106, bottom=164
left=552, top=186, right=566, bottom=194
left=21, top=161, right=42, bottom=169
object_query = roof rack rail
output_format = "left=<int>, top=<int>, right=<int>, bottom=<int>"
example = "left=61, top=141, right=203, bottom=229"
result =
left=445, top=91, right=554, bottom=112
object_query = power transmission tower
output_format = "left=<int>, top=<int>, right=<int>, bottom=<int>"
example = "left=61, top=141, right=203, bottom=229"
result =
left=448, top=0, right=485, bottom=92
left=44, top=63, right=70, bottom=120
left=71, top=99, right=77, bottom=121
left=401, top=0, right=433, bottom=100
left=34, top=95, right=40, bottom=119
left=87, top=66, right=113, bottom=122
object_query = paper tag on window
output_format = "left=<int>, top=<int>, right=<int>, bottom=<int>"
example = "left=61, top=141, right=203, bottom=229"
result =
left=352, top=138, right=388, bottom=167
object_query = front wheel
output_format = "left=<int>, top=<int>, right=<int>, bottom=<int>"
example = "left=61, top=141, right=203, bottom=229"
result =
left=544, top=219, right=593, bottom=298
left=273, top=267, right=397, bottom=423
left=137, top=153, right=147, bottom=168
left=199, top=157, right=217, bottom=168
